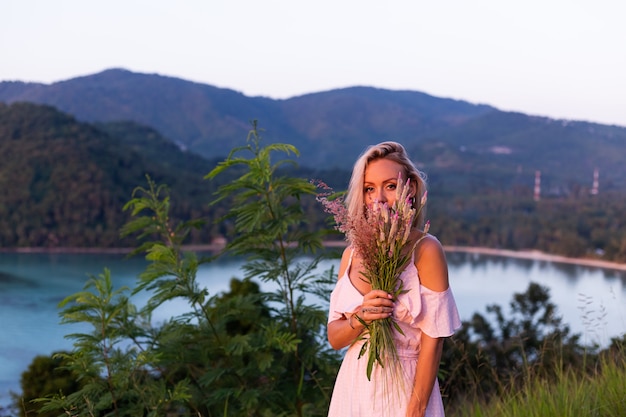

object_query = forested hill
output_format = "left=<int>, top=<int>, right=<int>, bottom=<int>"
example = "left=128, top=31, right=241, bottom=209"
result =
left=0, top=68, right=494, bottom=166
left=0, top=102, right=225, bottom=247
left=2, top=68, right=626, bottom=193
left=407, top=111, right=626, bottom=195
left=3, top=72, right=626, bottom=259
left=0, top=102, right=345, bottom=248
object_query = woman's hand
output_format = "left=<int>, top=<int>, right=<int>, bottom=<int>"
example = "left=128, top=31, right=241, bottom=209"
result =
left=359, top=289, right=394, bottom=323
left=406, top=395, right=426, bottom=417
left=327, top=290, right=395, bottom=350
left=405, top=335, right=444, bottom=417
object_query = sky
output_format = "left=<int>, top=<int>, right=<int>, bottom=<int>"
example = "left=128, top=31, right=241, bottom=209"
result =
left=2, top=0, right=626, bottom=126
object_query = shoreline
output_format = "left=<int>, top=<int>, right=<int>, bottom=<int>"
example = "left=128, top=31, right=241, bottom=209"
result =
left=2, top=243, right=626, bottom=272
left=444, top=246, right=626, bottom=272
left=323, top=241, right=626, bottom=272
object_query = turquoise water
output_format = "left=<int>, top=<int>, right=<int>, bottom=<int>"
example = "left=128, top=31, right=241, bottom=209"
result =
left=1, top=251, right=625, bottom=406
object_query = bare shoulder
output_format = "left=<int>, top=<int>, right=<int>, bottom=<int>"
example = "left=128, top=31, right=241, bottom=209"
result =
left=415, top=233, right=445, bottom=258
left=337, top=246, right=352, bottom=280
left=413, top=234, right=450, bottom=292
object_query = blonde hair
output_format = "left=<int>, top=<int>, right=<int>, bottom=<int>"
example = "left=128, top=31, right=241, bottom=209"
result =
left=345, top=141, right=428, bottom=229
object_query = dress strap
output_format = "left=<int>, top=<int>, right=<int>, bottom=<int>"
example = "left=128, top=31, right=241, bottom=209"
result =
left=411, top=234, right=429, bottom=262
left=415, top=233, right=429, bottom=245
left=345, top=247, right=356, bottom=272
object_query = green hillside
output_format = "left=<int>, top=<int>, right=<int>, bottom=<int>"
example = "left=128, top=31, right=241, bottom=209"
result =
left=2, top=69, right=626, bottom=189
left=0, top=68, right=495, bottom=167
left=410, top=111, right=626, bottom=194
left=0, top=103, right=220, bottom=248
left=2, top=72, right=626, bottom=261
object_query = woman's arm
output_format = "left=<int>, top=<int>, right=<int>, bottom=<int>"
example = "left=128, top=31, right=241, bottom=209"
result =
left=406, top=234, right=450, bottom=417
left=406, top=334, right=444, bottom=417
left=327, top=289, right=394, bottom=349
left=327, top=308, right=366, bottom=350
left=414, top=234, right=450, bottom=292
left=327, top=248, right=395, bottom=350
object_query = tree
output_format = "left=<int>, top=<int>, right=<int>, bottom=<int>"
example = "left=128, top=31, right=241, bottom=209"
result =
left=33, top=123, right=340, bottom=416
left=440, top=282, right=585, bottom=407
left=204, top=121, right=340, bottom=416
left=13, top=353, right=82, bottom=417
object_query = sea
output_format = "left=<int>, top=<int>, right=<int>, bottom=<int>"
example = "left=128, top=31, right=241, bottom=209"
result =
left=1, top=249, right=625, bottom=407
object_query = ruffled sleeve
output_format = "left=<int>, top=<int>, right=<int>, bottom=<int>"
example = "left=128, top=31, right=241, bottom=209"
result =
left=327, top=277, right=363, bottom=324
left=414, top=286, right=462, bottom=338
left=395, top=281, right=462, bottom=338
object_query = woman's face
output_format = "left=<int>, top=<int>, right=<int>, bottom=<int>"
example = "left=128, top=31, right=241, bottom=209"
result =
left=363, top=158, right=407, bottom=206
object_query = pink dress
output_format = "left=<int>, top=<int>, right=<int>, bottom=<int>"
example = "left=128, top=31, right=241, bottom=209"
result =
left=327, top=249, right=461, bottom=417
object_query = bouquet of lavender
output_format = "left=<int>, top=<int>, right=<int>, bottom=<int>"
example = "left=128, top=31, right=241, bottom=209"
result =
left=316, top=174, right=428, bottom=381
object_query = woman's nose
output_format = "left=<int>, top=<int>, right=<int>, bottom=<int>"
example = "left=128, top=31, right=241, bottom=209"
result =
left=375, top=189, right=387, bottom=202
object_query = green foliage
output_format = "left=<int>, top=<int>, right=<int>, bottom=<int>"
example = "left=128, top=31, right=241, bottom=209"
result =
left=13, top=353, right=83, bottom=417
left=0, top=102, right=228, bottom=248
left=0, top=102, right=135, bottom=247
left=29, top=126, right=340, bottom=416
left=205, top=121, right=340, bottom=416
left=447, top=341, right=626, bottom=417
left=35, top=268, right=191, bottom=416
left=3, top=100, right=626, bottom=267
left=427, top=191, right=626, bottom=262
left=438, top=282, right=626, bottom=416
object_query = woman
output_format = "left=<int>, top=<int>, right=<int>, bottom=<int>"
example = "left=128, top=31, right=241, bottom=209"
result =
left=327, top=142, right=461, bottom=417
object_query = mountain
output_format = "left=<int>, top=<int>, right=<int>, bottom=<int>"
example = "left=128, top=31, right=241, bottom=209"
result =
left=0, top=68, right=494, bottom=166
left=405, top=111, right=626, bottom=194
left=2, top=68, right=626, bottom=195
left=0, top=102, right=222, bottom=248
left=2, top=97, right=626, bottom=260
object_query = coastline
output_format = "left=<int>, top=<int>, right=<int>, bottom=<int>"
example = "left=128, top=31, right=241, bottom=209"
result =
left=2, top=243, right=626, bottom=272
left=444, top=246, right=626, bottom=272
left=324, top=240, right=626, bottom=272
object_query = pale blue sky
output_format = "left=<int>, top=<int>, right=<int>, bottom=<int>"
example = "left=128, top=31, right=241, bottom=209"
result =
left=2, top=0, right=625, bottom=126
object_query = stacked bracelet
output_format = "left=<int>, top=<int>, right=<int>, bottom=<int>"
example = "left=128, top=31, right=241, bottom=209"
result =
left=348, top=314, right=361, bottom=329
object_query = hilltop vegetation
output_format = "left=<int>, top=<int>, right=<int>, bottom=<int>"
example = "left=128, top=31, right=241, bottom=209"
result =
left=0, top=69, right=496, bottom=167
left=5, top=135, right=624, bottom=417
left=2, top=69, right=626, bottom=262
left=3, top=68, right=626, bottom=188
left=0, top=103, right=220, bottom=247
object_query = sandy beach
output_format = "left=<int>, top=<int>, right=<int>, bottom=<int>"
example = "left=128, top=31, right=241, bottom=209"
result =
left=3, top=242, right=626, bottom=272
left=444, top=246, right=626, bottom=272
left=325, top=240, right=626, bottom=272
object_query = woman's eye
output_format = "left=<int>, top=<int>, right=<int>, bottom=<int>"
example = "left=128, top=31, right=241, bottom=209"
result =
left=364, top=187, right=374, bottom=193
left=386, top=183, right=397, bottom=190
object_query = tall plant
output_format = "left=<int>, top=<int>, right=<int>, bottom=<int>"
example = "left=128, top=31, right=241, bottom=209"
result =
left=205, top=121, right=340, bottom=416
left=37, top=268, right=191, bottom=417
left=34, top=125, right=339, bottom=416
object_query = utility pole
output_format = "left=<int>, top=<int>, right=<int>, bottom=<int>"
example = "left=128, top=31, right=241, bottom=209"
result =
left=591, top=168, right=599, bottom=195
left=534, top=170, right=541, bottom=201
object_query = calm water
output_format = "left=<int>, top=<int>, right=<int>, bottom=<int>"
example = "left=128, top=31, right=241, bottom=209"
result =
left=1, top=251, right=625, bottom=405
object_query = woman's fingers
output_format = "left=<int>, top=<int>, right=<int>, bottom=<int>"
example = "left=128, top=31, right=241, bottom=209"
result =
left=363, top=289, right=393, bottom=300
left=362, top=290, right=394, bottom=307
left=361, top=290, right=395, bottom=321
left=361, top=306, right=393, bottom=314
left=359, top=305, right=393, bottom=322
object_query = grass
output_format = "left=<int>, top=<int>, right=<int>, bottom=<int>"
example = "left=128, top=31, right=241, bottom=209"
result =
left=447, top=349, right=626, bottom=417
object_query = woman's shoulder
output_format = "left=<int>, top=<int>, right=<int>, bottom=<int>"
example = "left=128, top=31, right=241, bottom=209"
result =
left=337, top=246, right=353, bottom=280
left=415, top=233, right=444, bottom=253
left=413, top=233, right=449, bottom=291
left=409, top=230, right=443, bottom=254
